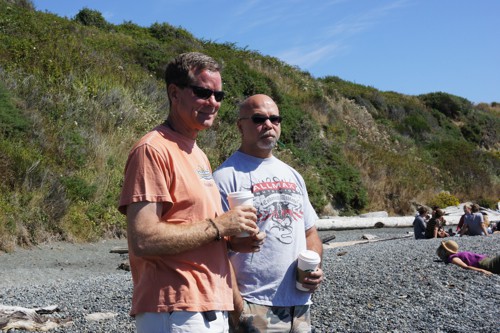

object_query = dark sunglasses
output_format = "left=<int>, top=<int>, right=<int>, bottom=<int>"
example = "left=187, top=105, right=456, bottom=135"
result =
left=190, top=85, right=225, bottom=102
left=239, top=114, right=283, bottom=125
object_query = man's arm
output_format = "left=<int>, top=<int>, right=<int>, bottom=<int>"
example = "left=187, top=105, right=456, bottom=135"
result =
left=229, top=261, right=244, bottom=330
left=302, top=226, right=324, bottom=292
left=127, top=201, right=258, bottom=256
left=305, top=226, right=323, bottom=261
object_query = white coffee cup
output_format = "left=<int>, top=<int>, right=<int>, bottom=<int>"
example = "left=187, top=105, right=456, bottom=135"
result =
left=227, top=191, right=254, bottom=237
left=296, top=250, right=321, bottom=291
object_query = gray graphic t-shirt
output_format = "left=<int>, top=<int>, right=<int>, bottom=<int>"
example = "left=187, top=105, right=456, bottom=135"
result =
left=213, top=151, right=318, bottom=306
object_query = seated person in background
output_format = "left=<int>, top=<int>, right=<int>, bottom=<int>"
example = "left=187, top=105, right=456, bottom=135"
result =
left=456, top=203, right=471, bottom=234
left=481, top=212, right=491, bottom=233
left=425, top=209, right=449, bottom=239
left=413, top=206, right=428, bottom=239
left=489, top=220, right=499, bottom=234
left=436, top=240, right=499, bottom=275
left=460, top=203, right=488, bottom=236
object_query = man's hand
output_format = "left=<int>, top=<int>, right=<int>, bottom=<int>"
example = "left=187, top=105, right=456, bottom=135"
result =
left=228, top=231, right=266, bottom=253
left=214, top=206, right=258, bottom=237
left=300, top=267, right=324, bottom=293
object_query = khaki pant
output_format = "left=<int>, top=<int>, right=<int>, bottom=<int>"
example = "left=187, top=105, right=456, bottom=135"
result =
left=479, top=255, right=500, bottom=274
left=231, top=300, right=311, bottom=333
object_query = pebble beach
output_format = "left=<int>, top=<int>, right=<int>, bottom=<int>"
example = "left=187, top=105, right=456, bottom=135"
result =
left=0, top=228, right=498, bottom=332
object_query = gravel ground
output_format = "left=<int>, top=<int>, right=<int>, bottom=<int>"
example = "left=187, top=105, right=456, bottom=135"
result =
left=0, top=228, right=498, bottom=332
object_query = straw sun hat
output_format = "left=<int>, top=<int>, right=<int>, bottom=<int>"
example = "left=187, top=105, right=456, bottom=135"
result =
left=441, top=240, right=459, bottom=254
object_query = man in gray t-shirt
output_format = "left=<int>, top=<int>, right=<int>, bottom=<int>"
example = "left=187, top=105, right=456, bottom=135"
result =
left=213, top=94, right=324, bottom=332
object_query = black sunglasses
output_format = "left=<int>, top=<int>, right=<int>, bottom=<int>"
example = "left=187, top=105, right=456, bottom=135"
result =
left=189, top=85, right=225, bottom=102
left=239, top=114, right=283, bottom=125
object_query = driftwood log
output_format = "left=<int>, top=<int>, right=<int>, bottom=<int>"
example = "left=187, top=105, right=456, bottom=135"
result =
left=323, top=234, right=413, bottom=249
left=109, top=247, right=129, bottom=254
left=0, top=304, right=72, bottom=332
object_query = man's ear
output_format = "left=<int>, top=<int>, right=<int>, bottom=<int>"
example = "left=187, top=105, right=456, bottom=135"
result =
left=167, top=84, right=179, bottom=104
left=237, top=120, right=243, bottom=134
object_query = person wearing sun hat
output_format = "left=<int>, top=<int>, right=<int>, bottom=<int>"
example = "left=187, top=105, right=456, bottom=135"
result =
left=436, top=240, right=500, bottom=275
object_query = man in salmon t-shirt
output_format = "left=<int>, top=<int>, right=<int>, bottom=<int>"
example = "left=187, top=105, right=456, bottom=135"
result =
left=118, top=52, right=258, bottom=333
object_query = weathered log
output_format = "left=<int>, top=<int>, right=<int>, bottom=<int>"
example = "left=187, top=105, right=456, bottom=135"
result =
left=0, top=304, right=72, bottom=331
left=109, top=247, right=129, bottom=254
left=315, top=216, right=462, bottom=231
left=323, top=234, right=413, bottom=249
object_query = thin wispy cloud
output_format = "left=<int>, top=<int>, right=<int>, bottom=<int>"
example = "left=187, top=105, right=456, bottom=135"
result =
left=277, top=43, right=345, bottom=70
left=232, top=0, right=261, bottom=17
left=276, top=0, right=410, bottom=70
left=326, top=0, right=410, bottom=38
left=231, top=1, right=297, bottom=34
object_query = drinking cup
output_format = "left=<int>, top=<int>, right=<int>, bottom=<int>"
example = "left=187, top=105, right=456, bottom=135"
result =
left=296, top=250, right=320, bottom=291
left=227, top=191, right=254, bottom=237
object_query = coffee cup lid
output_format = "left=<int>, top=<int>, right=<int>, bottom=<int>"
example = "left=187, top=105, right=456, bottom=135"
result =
left=228, top=191, right=253, bottom=198
left=299, top=250, right=320, bottom=263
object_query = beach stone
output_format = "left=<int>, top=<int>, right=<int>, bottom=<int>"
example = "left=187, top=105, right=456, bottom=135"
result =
left=361, top=234, right=378, bottom=240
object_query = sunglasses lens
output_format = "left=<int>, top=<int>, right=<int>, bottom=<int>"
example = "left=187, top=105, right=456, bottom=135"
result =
left=190, top=86, right=225, bottom=102
left=250, top=115, right=267, bottom=123
left=191, top=86, right=212, bottom=99
left=214, top=91, right=225, bottom=102
left=249, top=115, right=282, bottom=124
left=269, top=116, right=282, bottom=124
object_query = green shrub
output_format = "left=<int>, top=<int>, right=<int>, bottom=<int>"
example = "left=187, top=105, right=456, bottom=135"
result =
left=60, top=202, right=100, bottom=242
left=61, top=175, right=97, bottom=201
left=0, top=138, right=44, bottom=189
left=221, top=60, right=274, bottom=98
left=0, top=82, right=29, bottom=138
left=418, top=92, right=473, bottom=119
left=427, top=191, right=460, bottom=208
left=398, top=113, right=431, bottom=138
left=425, top=139, right=493, bottom=196
left=460, top=123, right=482, bottom=145
left=134, top=39, right=167, bottom=73
left=149, top=22, right=197, bottom=44
left=74, top=8, right=110, bottom=30
left=476, top=197, right=496, bottom=209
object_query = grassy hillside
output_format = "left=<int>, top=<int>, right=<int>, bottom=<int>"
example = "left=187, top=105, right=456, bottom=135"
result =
left=0, top=1, right=498, bottom=251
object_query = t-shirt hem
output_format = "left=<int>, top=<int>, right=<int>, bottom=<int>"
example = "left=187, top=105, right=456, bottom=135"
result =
left=243, top=297, right=312, bottom=307
left=130, top=303, right=234, bottom=317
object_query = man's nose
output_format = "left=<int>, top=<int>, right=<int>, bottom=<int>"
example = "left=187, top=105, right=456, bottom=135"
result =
left=262, top=118, right=273, bottom=128
left=207, top=94, right=220, bottom=106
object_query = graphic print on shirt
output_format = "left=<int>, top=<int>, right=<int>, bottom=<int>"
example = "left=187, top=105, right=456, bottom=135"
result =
left=252, top=176, right=303, bottom=245
left=196, top=164, right=218, bottom=190
left=196, top=165, right=212, bottom=181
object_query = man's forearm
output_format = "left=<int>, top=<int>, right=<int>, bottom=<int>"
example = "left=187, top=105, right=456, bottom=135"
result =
left=128, top=218, right=221, bottom=256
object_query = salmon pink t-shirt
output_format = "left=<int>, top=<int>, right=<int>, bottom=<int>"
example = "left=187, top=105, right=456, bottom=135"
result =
left=119, top=124, right=232, bottom=316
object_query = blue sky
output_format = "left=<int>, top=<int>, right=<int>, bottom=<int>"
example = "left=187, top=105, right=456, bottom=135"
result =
left=33, top=0, right=499, bottom=104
